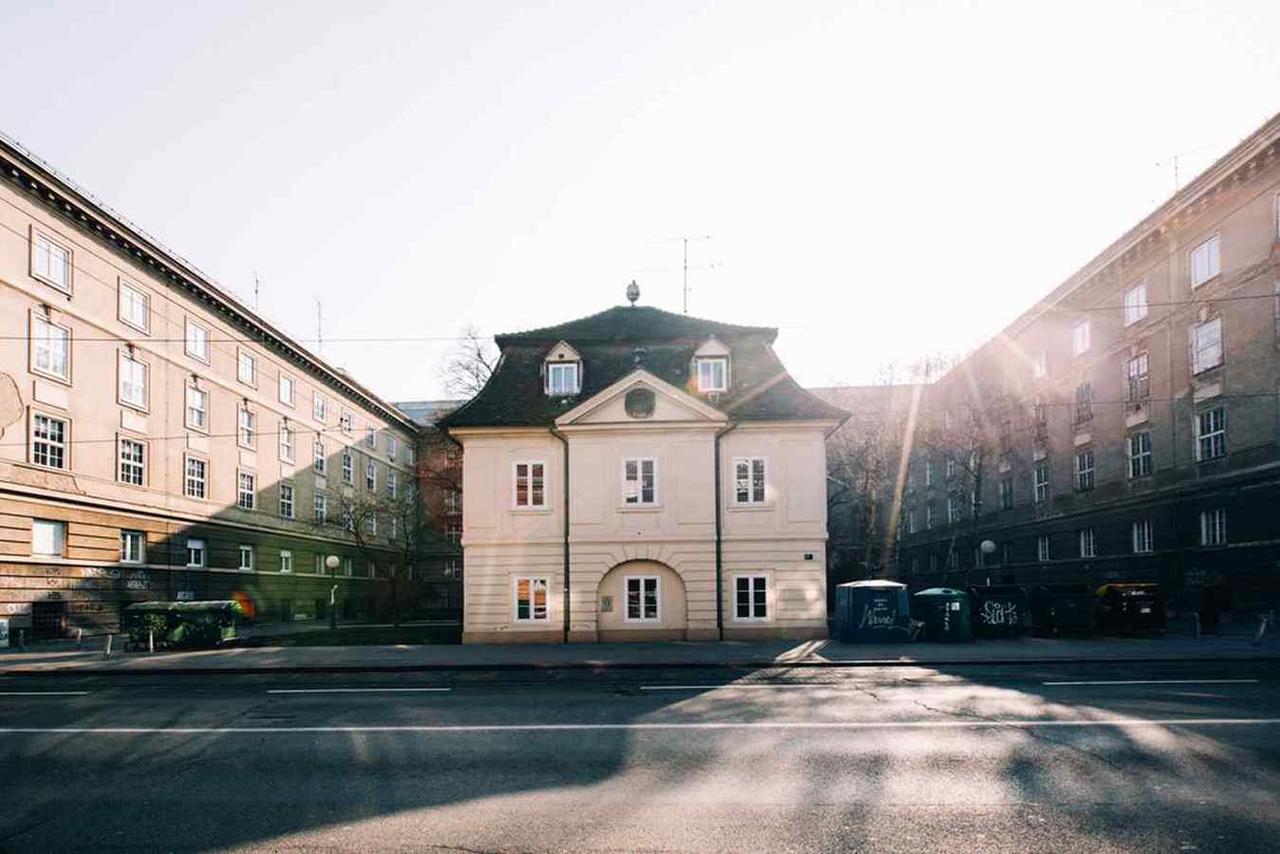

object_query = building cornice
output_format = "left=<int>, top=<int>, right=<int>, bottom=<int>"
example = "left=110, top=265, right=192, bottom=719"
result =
left=0, top=132, right=417, bottom=434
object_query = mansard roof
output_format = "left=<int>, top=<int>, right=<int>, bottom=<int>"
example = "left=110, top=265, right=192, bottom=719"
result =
left=442, top=304, right=846, bottom=429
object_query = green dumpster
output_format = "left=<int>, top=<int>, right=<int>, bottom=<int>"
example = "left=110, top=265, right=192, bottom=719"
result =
left=912, top=587, right=973, bottom=643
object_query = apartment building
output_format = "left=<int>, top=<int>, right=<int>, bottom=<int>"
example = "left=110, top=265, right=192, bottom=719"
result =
left=895, top=111, right=1280, bottom=612
left=394, top=399, right=464, bottom=611
left=0, top=134, right=419, bottom=638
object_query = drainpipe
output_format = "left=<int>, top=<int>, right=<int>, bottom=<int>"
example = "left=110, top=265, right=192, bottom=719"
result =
left=714, top=422, right=739, bottom=641
left=551, top=426, right=571, bottom=643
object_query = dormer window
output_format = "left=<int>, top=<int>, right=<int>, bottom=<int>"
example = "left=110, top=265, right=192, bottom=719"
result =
left=548, top=362, right=580, bottom=396
left=696, top=357, right=728, bottom=393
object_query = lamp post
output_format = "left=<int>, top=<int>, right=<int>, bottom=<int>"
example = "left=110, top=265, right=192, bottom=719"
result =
left=979, top=540, right=997, bottom=586
left=325, top=555, right=341, bottom=629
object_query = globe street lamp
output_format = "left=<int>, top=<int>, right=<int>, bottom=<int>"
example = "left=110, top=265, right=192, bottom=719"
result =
left=325, top=555, right=341, bottom=629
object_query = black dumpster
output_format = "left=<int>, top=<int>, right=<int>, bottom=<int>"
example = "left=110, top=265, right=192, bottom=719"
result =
left=1096, top=584, right=1165, bottom=635
left=833, top=581, right=911, bottom=643
left=122, top=600, right=245, bottom=650
left=968, top=585, right=1031, bottom=638
left=912, top=587, right=973, bottom=643
left=1029, top=584, right=1096, bottom=636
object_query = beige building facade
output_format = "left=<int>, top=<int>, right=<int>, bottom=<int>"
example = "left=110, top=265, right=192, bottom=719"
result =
left=442, top=303, right=846, bottom=643
left=0, top=134, right=418, bottom=637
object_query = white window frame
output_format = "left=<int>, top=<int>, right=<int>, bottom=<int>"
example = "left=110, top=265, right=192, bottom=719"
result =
left=31, top=519, right=66, bottom=558
left=732, top=573, right=770, bottom=622
left=1037, top=535, right=1050, bottom=563
left=387, top=470, right=398, bottom=499
left=999, top=478, right=1013, bottom=510
left=31, top=229, right=72, bottom=293
left=186, top=538, right=207, bottom=569
left=622, top=457, right=659, bottom=506
left=547, top=361, right=581, bottom=396
left=31, top=412, right=69, bottom=470
left=31, top=313, right=71, bottom=383
left=118, top=437, right=146, bottom=486
left=513, top=576, right=550, bottom=622
left=237, top=469, right=257, bottom=511
left=1125, top=353, right=1150, bottom=402
left=388, top=435, right=399, bottom=458
left=342, top=556, right=353, bottom=577
left=365, top=459, right=377, bottom=492
left=279, top=422, right=295, bottom=463
left=1074, top=450, right=1094, bottom=492
left=185, top=384, right=208, bottom=432
left=946, top=494, right=960, bottom=524
left=118, top=350, right=149, bottom=411
left=341, top=451, right=354, bottom=484
left=1078, top=528, right=1096, bottom=558
left=1032, top=350, right=1047, bottom=379
left=1071, top=319, right=1091, bottom=356
left=339, top=409, right=354, bottom=434
left=238, top=406, right=256, bottom=449
left=313, top=438, right=327, bottom=475
left=238, top=545, right=255, bottom=572
left=1199, top=508, right=1227, bottom=546
left=184, top=318, right=210, bottom=363
left=118, top=280, right=150, bottom=334
left=279, top=373, right=296, bottom=408
left=624, top=575, right=661, bottom=623
left=279, top=481, right=295, bottom=519
left=1132, top=519, right=1153, bottom=554
left=183, top=455, right=208, bottom=500
left=733, top=457, right=767, bottom=505
left=1129, top=431, right=1152, bottom=478
left=280, top=550, right=294, bottom=574
left=1195, top=407, right=1227, bottom=461
left=513, top=461, right=547, bottom=509
left=314, top=492, right=328, bottom=524
left=1123, top=282, right=1148, bottom=327
left=1033, top=464, right=1049, bottom=503
left=696, top=357, right=728, bottom=393
left=120, top=529, right=145, bottom=564
left=237, top=350, right=257, bottom=387
left=365, top=425, right=376, bottom=449
left=925, top=503, right=935, bottom=529
left=313, top=393, right=327, bottom=423
left=1191, top=317, right=1223, bottom=374
left=1190, top=234, right=1221, bottom=288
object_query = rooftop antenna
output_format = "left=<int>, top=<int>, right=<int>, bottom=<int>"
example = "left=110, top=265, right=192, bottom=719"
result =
left=681, top=235, right=711, bottom=315
left=252, top=271, right=260, bottom=310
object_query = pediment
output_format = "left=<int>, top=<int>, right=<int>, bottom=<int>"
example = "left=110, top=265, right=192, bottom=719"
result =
left=555, top=369, right=727, bottom=428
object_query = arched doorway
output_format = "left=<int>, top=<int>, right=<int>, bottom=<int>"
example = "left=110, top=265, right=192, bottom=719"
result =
left=597, top=560, right=688, bottom=641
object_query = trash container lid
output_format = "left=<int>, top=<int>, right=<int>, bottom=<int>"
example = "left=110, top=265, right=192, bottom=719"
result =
left=914, top=587, right=968, bottom=598
left=839, top=580, right=906, bottom=589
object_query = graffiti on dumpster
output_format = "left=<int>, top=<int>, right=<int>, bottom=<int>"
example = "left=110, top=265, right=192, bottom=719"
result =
left=858, top=598, right=898, bottom=630
left=980, top=600, right=1018, bottom=626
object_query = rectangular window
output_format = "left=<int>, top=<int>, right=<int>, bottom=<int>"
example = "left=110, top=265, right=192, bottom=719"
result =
left=340, top=409, right=354, bottom=434
left=238, top=407, right=256, bottom=448
left=1123, top=283, right=1148, bottom=326
left=1132, top=519, right=1153, bottom=554
left=184, top=319, right=209, bottom=362
left=341, top=498, right=354, bottom=531
left=387, top=435, right=398, bottom=458
left=1129, top=431, right=1152, bottom=478
left=365, top=460, right=377, bottom=491
left=184, top=456, right=207, bottom=499
left=547, top=362, right=580, bottom=395
left=341, top=451, right=353, bottom=484
left=120, top=530, right=145, bottom=564
left=1037, top=535, right=1050, bottom=563
left=118, top=438, right=145, bottom=486
left=237, top=470, right=256, bottom=510
left=280, top=550, right=294, bottom=574
left=999, top=478, right=1013, bottom=510
left=734, top=575, right=768, bottom=620
left=514, top=576, right=549, bottom=621
left=1190, top=234, right=1221, bottom=287
left=1032, top=350, right=1047, bottom=379
left=1125, top=353, right=1150, bottom=402
left=925, top=503, right=935, bottom=529
left=185, top=385, right=208, bottom=431
left=239, top=545, right=254, bottom=571
left=313, top=393, right=327, bottom=422
left=31, top=413, right=68, bottom=470
left=1191, top=318, right=1223, bottom=374
left=342, top=556, right=353, bottom=577
left=389, top=516, right=398, bottom=540
left=1075, top=450, right=1094, bottom=492
left=623, top=457, right=658, bottom=505
left=186, top=538, right=206, bottom=568
left=925, top=460, right=933, bottom=487
left=445, top=489, right=461, bottom=515
left=907, top=508, right=917, bottom=534
left=278, top=373, right=295, bottom=407
left=366, top=514, right=377, bottom=536
left=32, top=315, right=70, bottom=381
left=446, top=522, right=462, bottom=544
left=733, top=457, right=767, bottom=504
left=1071, top=319, right=1091, bottom=355
left=313, top=439, right=327, bottom=475
left=1079, top=528, right=1096, bottom=558
left=279, top=423, right=295, bottom=463
left=32, top=231, right=71, bottom=292
left=1034, top=464, right=1049, bottom=503
left=314, top=492, right=328, bottom=523
left=696, top=357, right=728, bottom=393
left=1200, top=508, right=1227, bottom=546
left=119, top=281, right=150, bottom=333
left=118, top=352, right=148, bottom=410
left=31, top=519, right=66, bottom=557
left=1074, top=380, right=1093, bottom=424
left=514, top=461, right=546, bottom=508
left=279, top=482, right=295, bottom=519
left=625, top=576, right=660, bottom=622
left=946, top=494, right=960, bottom=523
left=1196, top=407, right=1227, bottom=461
left=387, top=470, right=397, bottom=499
left=237, top=350, right=257, bottom=386
left=365, top=425, right=376, bottom=449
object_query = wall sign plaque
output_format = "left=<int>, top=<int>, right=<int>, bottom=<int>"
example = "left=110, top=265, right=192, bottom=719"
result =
left=625, top=387, right=655, bottom=419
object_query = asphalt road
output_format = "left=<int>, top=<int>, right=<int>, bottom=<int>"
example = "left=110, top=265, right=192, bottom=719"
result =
left=0, top=659, right=1277, bottom=853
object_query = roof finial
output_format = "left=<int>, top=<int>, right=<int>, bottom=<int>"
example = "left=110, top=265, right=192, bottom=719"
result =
left=626, top=279, right=640, bottom=307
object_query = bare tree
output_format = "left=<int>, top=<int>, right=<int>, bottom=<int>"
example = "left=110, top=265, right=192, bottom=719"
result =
left=826, top=412, right=900, bottom=576
left=441, top=324, right=498, bottom=399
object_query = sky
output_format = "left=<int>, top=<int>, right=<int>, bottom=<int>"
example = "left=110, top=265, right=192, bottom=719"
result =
left=2, top=1, right=1279, bottom=402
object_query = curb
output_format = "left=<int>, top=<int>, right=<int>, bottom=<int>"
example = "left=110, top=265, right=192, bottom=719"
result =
left=3, top=653, right=1279, bottom=677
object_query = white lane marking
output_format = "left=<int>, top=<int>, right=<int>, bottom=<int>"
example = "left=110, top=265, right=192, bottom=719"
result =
left=0, top=718, right=1277, bottom=735
left=266, top=687, right=452, bottom=694
left=1044, top=679, right=1260, bottom=687
left=0, top=691, right=91, bottom=696
left=641, top=684, right=844, bottom=691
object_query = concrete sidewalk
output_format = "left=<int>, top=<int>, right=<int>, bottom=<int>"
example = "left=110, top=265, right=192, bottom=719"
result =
left=2, top=631, right=1277, bottom=675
